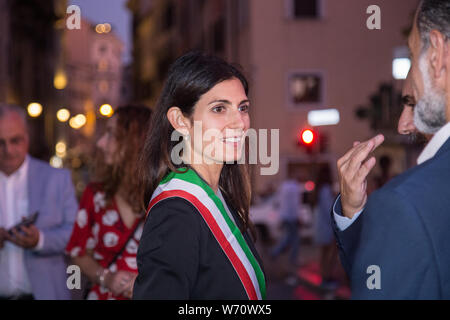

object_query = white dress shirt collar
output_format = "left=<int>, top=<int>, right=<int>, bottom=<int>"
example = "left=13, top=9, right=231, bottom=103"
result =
left=417, top=122, right=450, bottom=165
left=0, top=155, right=29, bottom=181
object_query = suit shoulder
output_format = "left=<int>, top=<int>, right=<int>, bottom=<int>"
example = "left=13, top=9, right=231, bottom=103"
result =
left=379, top=150, right=450, bottom=198
left=29, top=157, right=71, bottom=179
left=366, top=151, right=450, bottom=224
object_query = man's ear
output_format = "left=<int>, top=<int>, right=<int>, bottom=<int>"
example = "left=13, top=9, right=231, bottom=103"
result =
left=445, top=39, right=450, bottom=89
left=428, top=30, right=447, bottom=80
left=167, top=107, right=191, bottom=136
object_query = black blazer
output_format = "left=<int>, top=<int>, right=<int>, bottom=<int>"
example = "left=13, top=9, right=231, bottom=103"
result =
left=133, top=192, right=265, bottom=300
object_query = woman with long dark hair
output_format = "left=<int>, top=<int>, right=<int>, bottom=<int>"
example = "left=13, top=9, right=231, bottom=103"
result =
left=133, top=52, right=266, bottom=300
left=66, top=105, right=152, bottom=300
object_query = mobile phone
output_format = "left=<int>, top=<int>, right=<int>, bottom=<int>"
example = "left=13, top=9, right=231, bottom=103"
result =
left=8, top=212, right=39, bottom=236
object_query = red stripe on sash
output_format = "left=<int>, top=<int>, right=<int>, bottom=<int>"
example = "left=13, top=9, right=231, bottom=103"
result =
left=147, top=190, right=258, bottom=300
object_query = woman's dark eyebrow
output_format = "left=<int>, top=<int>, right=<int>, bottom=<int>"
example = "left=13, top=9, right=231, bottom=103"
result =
left=208, top=99, right=250, bottom=105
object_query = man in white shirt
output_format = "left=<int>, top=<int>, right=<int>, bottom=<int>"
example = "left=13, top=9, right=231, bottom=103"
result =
left=0, top=104, right=78, bottom=299
left=270, top=172, right=304, bottom=266
left=332, top=0, right=450, bottom=299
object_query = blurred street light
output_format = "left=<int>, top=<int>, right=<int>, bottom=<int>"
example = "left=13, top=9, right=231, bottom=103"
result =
left=55, top=141, right=67, bottom=158
left=54, top=70, right=68, bottom=90
left=95, top=24, right=103, bottom=33
left=308, top=109, right=340, bottom=126
left=393, top=58, right=411, bottom=80
left=99, top=104, right=114, bottom=117
left=103, top=23, right=111, bottom=33
left=50, top=156, right=63, bottom=168
left=69, top=114, right=87, bottom=129
left=95, top=23, right=111, bottom=34
left=393, top=46, right=411, bottom=80
left=56, top=108, right=71, bottom=122
left=27, top=102, right=43, bottom=118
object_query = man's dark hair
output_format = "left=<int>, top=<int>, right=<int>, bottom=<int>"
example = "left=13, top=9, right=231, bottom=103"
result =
left=417, top=0, right=450, bottom=51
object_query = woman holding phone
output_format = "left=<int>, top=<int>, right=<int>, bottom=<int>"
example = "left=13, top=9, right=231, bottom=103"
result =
left=133, top=52, right=266, bottom=300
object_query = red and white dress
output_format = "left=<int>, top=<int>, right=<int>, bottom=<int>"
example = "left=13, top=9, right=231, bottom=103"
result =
left=66, top=183, right=143, bottom=300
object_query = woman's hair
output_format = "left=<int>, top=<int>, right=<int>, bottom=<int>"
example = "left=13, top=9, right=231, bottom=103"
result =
left=94, top=105, right=152, bottom=215
left=140, top=51, right=253, bottom=233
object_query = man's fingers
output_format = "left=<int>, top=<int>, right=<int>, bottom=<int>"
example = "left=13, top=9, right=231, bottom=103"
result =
left=338, top=134, right=384, bottom=169
left=346, top=140, right=375, bottom=174
left=338, top=142, right=368, bottom=170
left=21, top=225, right=38, bottom=238
left=355, top=156, right=377, bottom=185
left=20, top=226, right=33, bottom=237
left=338, top=136, right=376, bottom=169
left=8, top=229, right=25, bottom=246
left=345, top=134, right=385, bottom=177
left=339, top=140, right=374, bottom=180
left=372, top=134, right=385, bottom=149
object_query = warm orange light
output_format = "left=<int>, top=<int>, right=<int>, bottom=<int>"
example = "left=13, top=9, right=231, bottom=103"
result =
left=27, top=103, right=43, bottom=118
left=99, top=104, right=113, bottom=117
left=95, top=23, right=111, bottom=34
left=69, top=114, right=87, bottom=129
left=53, top=70, right=67, bottom=90
left=103, top=23, right=111, bottom=33
left=95, top=24, right=105, bottom=34
left=55, top=141, right=67, bottom=157
left=56, top=108, right=70, bottom=122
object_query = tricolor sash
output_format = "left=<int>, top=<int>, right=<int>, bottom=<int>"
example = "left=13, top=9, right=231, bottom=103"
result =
left=146, top=168, right=266, bottom=300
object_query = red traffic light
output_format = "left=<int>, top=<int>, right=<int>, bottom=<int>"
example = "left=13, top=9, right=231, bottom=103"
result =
left=305, top=180, right=316, bottom=192
left=300, top=129, right=315, bottom=145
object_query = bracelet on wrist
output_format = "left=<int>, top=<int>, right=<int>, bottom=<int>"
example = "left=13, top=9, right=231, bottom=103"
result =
left=97, top=268, right=110, bottom=287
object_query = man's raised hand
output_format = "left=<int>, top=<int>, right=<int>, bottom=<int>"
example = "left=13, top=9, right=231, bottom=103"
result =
left=337, top=134, right=385, bottom=218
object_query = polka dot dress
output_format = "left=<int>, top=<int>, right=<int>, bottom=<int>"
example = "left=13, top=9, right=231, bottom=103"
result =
left=66, top=183, right=143, bottom=300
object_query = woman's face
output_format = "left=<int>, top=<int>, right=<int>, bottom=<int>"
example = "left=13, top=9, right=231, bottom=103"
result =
left=186, top=78, right=250, bottom=164
left=96, top=116, right=119, bottom=165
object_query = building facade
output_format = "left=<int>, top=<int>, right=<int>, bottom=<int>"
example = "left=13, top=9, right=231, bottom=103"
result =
left=127, top=0, right=249, bottom=107
left=0, top=0, right=65, bottom=159
left=128, top=0, right=419, bottom=195
left=63, top=18, right=124, bottom=140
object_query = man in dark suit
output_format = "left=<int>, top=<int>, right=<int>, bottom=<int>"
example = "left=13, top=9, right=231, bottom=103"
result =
left=0, top=104, right=78, bottom=299
left=333, top=0, right=450, bottom=299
